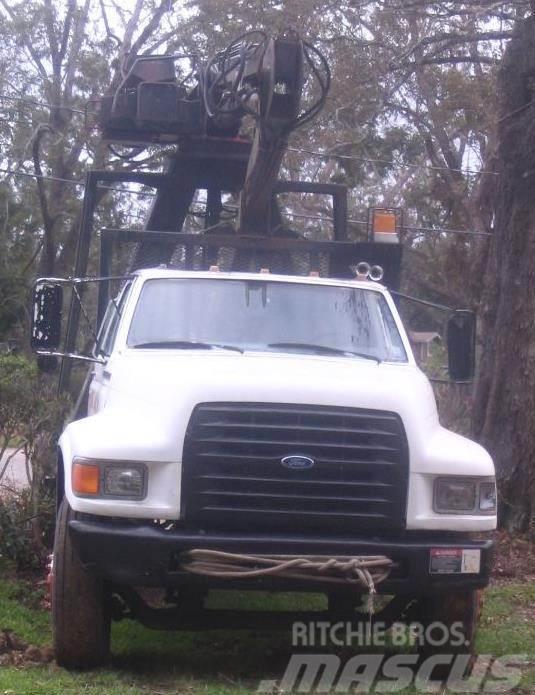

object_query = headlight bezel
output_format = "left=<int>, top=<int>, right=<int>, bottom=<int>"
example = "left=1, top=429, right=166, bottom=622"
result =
left=72, top=457, right=148, bottom=501
left=433, top=477, right=496, bottom=515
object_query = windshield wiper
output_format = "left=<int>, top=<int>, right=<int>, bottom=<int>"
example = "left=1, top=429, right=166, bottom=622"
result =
left=132, top=340, right=243, bottom=353
left=267, top=342, right=381, bottom=363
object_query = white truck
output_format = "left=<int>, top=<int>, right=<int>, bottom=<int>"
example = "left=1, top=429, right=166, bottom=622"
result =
left=29, top=30, right=496, bottom=671
left=32, top=265, right=496, bottom=668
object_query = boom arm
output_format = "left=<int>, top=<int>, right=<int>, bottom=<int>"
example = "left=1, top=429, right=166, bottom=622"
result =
left=95, top=30, right=330, bottom=237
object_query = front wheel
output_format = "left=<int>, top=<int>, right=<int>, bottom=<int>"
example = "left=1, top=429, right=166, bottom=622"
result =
left=418, top=590, right=482, bottom=678
left=52, top=500, right=111, bottom=669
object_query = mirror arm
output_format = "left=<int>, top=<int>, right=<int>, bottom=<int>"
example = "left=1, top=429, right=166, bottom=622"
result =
left=36, top=350, right=106, bottom=365
left=390, top=290, right=454, bottom=313
left=36, top=275, right=134, bottom=284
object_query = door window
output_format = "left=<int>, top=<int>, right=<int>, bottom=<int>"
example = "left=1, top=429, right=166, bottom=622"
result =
left=95, top=282, right=132, bottom=357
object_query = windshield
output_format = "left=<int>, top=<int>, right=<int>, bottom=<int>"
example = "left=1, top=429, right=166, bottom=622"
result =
left=127, top=278, right=408, bottom=362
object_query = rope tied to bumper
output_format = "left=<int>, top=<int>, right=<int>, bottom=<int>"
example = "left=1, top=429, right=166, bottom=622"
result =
left=180, top=550, right=393, bottom=602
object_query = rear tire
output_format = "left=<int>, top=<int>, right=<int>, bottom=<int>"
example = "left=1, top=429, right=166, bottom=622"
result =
left=52, top=500, right=111, bottom=669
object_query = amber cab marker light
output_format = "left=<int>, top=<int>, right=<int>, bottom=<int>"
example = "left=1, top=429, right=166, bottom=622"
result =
left=72, top=461, right=100, bottom=496
left=374, top=210, right=397, bottom=234
left=368, top=207, right=401, bottom=244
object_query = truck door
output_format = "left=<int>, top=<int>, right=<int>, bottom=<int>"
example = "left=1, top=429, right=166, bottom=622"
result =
left=88, top=282, right=132, bottom=415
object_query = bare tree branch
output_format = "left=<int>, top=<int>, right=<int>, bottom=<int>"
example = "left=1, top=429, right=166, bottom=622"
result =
left=30, top=124, right=57, bottom=274
left=98, top=0, right=122, bottom=45
left=131, top=0, right=177, bottom=55
left=64, top=0, right=91, bottom=101
left=117, top=0, right=145, bottom=73
left=0, top=0, right=48, bottom=80
left=59, top=0, right=76, bottom=64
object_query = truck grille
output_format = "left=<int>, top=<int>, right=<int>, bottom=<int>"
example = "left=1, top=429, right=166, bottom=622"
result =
left=182, top=402, right=409, bottom=532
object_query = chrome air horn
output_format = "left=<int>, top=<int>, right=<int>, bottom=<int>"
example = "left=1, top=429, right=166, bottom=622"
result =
left=351, top=262, right=384, bottom=282
left=353, top=261, right=371, bottom=280
left=369, top=265, right=384, bottom=282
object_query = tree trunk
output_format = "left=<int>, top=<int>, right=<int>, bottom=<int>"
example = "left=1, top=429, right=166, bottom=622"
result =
left=473, top=15, right=535, bottom=534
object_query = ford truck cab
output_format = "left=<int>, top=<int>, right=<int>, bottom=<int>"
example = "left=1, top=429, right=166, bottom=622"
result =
left=40, top=267, right=496, bottom=668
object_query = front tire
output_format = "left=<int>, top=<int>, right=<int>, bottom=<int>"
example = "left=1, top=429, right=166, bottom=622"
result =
left=418, top=590, right=482, bottom=678
left=52, top=500, right=111, bottom=669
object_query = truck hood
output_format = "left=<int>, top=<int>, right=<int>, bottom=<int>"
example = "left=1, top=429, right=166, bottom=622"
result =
left=61, top=348, right=495, bottom=529
left=105, top=348, right=433, bottom=423
left=70, top=349, right=491, bottom=477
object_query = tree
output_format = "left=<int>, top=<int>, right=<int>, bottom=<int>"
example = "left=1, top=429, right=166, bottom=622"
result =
left=0, top=0, right=185, bottom=338
left=473, top=10, right=535, bottom=533
left=1, top=0, right=534, bottom=530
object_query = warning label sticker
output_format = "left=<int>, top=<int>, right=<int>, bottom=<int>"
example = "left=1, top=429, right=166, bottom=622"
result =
left=430, top=548, right=462, bottom=574
left=429, top=548, right=481, bottom=574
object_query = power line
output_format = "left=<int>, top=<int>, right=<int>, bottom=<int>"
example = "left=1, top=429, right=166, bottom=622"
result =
left=288, top=146, right=498, bottom=177
left=211, top=202, right=489, bottom=236
left=0, top=167, right=85, bottom=186
left=0, top=116, right=34, bottom=127
left=403, top=223, right=490, bottom=237
left=0, top=94, right=88, bottom=116
left=287, top=211, right=491, bottom=236
left=0, top=166, right=156, bottom=195
left=0, top=164, right=491, bottom=237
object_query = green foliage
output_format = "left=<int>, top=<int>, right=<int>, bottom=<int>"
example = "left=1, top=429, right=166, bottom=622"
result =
left=0, top=354, right=66, bottom=569
left=0, top=354, right=39, bottom=434
left=0, top=489, right=55, bottom=571
left=0, top=354, right=66, bottom=459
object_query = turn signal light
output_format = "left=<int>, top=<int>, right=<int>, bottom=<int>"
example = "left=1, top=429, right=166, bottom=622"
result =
left=72, top=461, right=100, bottom=496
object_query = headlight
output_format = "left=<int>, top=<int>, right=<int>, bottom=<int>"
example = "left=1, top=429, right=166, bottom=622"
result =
left=103, top=464, right=146, bottom=499
left=434, top=478, right=476, bottom=512
left=434, top=477, right=496, bottom=514
left=72, top=458, right=147, bottom=500
left=479, top=481, right=497, bottom=512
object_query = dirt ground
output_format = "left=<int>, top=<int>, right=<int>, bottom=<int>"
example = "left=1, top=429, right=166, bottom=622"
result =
left=491, top=530, right=535, bottom=582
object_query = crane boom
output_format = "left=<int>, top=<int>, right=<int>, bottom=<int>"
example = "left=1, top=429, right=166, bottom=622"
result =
left=95, top=30, right=330, bottom=241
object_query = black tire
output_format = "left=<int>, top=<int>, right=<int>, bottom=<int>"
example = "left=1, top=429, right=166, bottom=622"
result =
left=418, top=590, right=482, bottom=678
left=52, top=500, right=111, bottom=669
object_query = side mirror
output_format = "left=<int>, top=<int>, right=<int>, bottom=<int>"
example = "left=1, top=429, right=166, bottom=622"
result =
left=447, top=310, right=476, bottom=381
left=31, top=282, right=63, bottom=351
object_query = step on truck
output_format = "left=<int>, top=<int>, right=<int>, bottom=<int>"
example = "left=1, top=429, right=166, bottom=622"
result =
left=30, top=30, right=496, bottom=671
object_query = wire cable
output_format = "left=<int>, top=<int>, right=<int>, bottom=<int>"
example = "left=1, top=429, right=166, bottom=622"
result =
left=0, top=166, right=491, bottom=236
left=287, top=146, right=498, bottom=177
left=0, top=94, right=88, bottom=115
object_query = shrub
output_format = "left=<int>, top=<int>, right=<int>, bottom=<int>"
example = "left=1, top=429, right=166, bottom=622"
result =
left=0, top=490, right=55, bottom=571
left=0, top=354, right=67, bottom=570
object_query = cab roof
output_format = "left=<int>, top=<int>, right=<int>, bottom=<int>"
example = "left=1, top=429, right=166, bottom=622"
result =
left=132, top=267, right=389, bottom=294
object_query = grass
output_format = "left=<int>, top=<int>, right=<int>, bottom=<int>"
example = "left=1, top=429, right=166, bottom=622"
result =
left=0, top=573, right=533, bottom=694
left=0, top=573, right=50, bottom=647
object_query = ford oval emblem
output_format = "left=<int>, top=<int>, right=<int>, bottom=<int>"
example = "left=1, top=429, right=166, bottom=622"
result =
left=281, top=455, right=315, bottom=470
